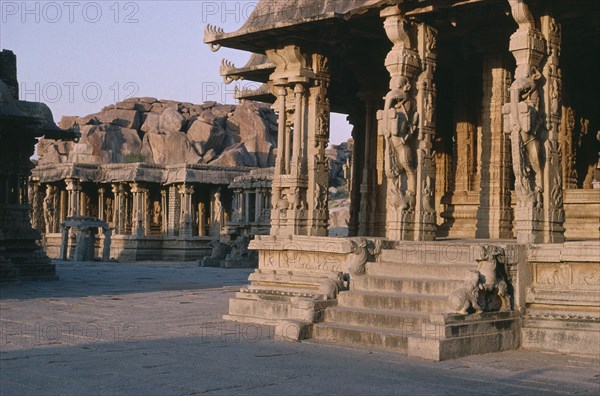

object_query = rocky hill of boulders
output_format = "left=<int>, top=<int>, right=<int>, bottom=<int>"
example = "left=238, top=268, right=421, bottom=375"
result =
left=37, top=97, right=279, bottom=168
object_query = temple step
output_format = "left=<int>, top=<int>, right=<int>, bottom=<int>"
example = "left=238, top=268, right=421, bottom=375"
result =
left=337, top=290, right=448, bottom=313
left=312, top=322, right=416, bottom=354
left=378, top=244, right=476, bottom=265
left=323, top=306, right=430, bottom=331
left=351, top=275, right=463, bottom=295
left=365, top=261, right=476, bottom=281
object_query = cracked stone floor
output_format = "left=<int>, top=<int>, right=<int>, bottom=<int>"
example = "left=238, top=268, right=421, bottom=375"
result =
left=1, top=260, right=599, bottom=395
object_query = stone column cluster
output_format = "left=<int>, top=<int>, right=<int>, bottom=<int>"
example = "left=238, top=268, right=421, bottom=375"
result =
left=178, top=184, right=194, bottom=238
left=377, top=6, right=437, bottom=241
left=503, top=0, right=565, bottom=243
left=266, top=45, right=331, bottom=237
left=130, top=183, right=147, bottom=237
left=65, top=178, right=81, bottom=218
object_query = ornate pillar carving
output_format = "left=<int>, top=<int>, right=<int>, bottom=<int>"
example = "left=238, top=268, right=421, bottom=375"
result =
left=475, top=56, right=514, bottom=239
left=560, top=107, right=578, bottom=189
left=503, top=0, right=565, bottom=243
left=210, top=189, right=223, bottom=236
left=98, top=187, right=105, bottom=221
left=43, top=184, right=58, bottom=233
left=160, top=189, right=167, bottom=235
left=178, top=184, right=194, bottom=238
left=130, top=183, right=147, bottom=237
left=198, top=201, right=206, bottom=236
left=167, top=185, right=180, bottom=236
left=65, top=178, right=81, bottom=218
left=144, top=190, right=151, bottom=237
left=357, top=97, right=379, bottom=236
left=266, top=45, right=331, bottom=236
left=111, top=183, right=126, bottom=235
left=378, top=6, right=437, bottom=241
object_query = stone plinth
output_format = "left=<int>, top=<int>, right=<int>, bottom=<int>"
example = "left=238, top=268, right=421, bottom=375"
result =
left=522, top=240, right=600, bottom=357
left=223, top=235, right=359, bottom=338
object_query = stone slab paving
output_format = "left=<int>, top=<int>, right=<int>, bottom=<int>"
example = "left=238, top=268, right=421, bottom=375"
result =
left=1, top=261, right=599, bottom=396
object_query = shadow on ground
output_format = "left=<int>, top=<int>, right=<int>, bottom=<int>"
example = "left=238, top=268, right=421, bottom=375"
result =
left=0, top=261, right=252, bottom=300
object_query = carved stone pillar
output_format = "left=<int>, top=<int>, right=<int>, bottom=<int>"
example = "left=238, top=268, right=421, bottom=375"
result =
left=43, top=184, right=58, bottom=233
left=98, top=187, right=105, bottom=221
left=198, top=201, right=206, bottom=236
left=378, top=6, right=437, bottom=241
left=65, top=178, right=81, bottom=218
left=255, top=189, right=263, bottom=223
left=111, top=183, right=126, bottom=235
left=59, top=189, right=67, bottom=225
left=266, top=45, right=331, bottom=237
left=210, top=188, right=224, bottom=236
left=357, top=97, right=378, bottom=236
left=130, top=183, right=147, bottom=237
left=161, top=189, right=167, bottom=235
left=143, top=190, right=151, bottom=236
left=232, top=188, right=241, bottom=222
left=347, top=113, right=364, bottom=237
left=560, top=107, right=578, bottom=189
left=475, top=56, right=514, bottom=239
left=167, top=185, right=179, bottom=236
left=179, top=184, right=194, bottom=238
left=503, top=0, right=565, bottom=243
left=540, top=14, right=565, bottom=242
left=29, top=181, right=42, bottom=231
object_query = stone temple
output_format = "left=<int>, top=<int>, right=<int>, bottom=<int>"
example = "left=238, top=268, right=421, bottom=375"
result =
left=202, top=0, right=600, bottom=360
left=0, top=50, right=78, bottom=281
left=32, top=98, right=280, bottom=262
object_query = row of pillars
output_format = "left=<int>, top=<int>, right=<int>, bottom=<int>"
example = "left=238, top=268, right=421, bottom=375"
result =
left=264, top=1, right=565, bottom=243
left=231, top=188, right=270, bottom=224
left=35, top=180, right=225, bottom=239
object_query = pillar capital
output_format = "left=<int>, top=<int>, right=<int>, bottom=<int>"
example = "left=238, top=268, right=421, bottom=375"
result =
left=65, top=178, right=81, bottom=191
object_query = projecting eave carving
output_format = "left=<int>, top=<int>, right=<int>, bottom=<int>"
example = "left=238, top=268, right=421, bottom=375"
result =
left=220, top=54, right=275, bottom=84
left=234, top=84, right=274, bottom=104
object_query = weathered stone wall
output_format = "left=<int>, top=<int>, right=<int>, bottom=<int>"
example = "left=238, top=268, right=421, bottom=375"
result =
left=38, top=98, right=279, bottom=168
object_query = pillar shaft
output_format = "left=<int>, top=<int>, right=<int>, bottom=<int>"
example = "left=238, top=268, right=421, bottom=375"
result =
left=504, top=0, right=565, bottom=243
left=178, top=184, right=194, bottom=238
left=378, top=6, right=437, bottom=241
left=266, top=46, right=331, bottom=237
left=65, top=178, right=81, bottom=218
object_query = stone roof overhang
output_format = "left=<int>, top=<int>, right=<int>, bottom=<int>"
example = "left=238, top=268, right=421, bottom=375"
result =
left=0, top=96, right=79, bottom=141
left=32, top=162, right=253, bottom=185
left=204, top=0, right=389, bottom=53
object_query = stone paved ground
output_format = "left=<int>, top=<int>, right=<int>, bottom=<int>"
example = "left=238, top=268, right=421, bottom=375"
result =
left=1, top=261, right=599, bottom=396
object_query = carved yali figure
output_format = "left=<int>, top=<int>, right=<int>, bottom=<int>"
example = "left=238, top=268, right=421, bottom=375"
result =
left=347, top=238, right=369, bottom=276
left=475, top=245, right=510, bottom=312
left=447, top=270, right=482, bottom=315
left=382, top=76, right=419, bottom=211
left=318, top=272, right=345, bottom=300
left=447, top=245, right=512, bottom=314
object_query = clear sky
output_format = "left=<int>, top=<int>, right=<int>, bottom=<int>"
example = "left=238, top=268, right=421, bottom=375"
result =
left=0, top=0, right=353, bottom=144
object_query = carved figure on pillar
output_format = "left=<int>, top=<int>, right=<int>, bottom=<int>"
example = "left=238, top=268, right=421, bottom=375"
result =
left=43, top=185, right=56, bottom=233
left=382, top=76, right=419, bottom=211
left=211, top=190, right=224, bottom=235
left=509, top=65, right=543, bottom=207
left=504, top=0, right=565, bottom=243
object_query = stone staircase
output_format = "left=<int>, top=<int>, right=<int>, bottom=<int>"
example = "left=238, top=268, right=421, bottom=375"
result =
left=313, top=242, right=521, bottom=360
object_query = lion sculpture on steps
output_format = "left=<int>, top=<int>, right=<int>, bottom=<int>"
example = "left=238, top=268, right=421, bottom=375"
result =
left=447, top=244, right=512, bottom=315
